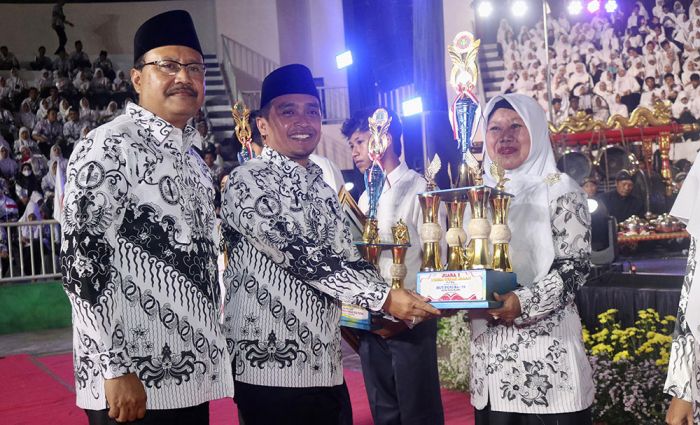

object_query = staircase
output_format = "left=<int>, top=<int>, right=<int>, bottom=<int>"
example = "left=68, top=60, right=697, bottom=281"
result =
left=479, top=43, right=506, bottom=102
left=203, top=53, right=235, bottom=140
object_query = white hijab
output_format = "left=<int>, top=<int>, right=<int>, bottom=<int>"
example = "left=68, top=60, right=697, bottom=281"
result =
left=671, top=159, right=700, bottom=338
left=482, top=93, right=580, bottom=287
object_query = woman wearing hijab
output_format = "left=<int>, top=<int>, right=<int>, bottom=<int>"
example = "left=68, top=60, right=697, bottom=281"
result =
left=18, top=191, right=44, bottom=276
left=78, top=97, right=97, bottom=125
left=14, top=127, right=39, bottom=156
left=672, top=91, right=697, bottom=121
left=35, top=98, right=49, bottom=121
left=0, top=142, right=17, bottom=179
left=99, top=101, right=120, bottom=124
left=16, top=99, right=37, bottom=131
left=470, top=94, right=593, bottom=424
left=16, top=161, right=41, bottom=195
left=41, top=159, right=59, bottom=197
left=58, top=98, right=71, bottom=123
left=665, top=157, right=700, bottom=425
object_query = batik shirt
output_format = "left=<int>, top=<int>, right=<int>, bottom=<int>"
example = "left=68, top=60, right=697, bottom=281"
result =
left=61, top=102, right=233, bottom=410
left=469, top=175, right=595, bottom=413
left=221, top=147, right=389, bottom=388
left=665, top=238, right=700, bottom=422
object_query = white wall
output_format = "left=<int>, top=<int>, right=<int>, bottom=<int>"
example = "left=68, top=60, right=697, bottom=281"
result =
left=214, top=0, right=280, bottom=63
left=0, top=0, right=216, bottom=71
left=308, top=0, right=348, bottom=88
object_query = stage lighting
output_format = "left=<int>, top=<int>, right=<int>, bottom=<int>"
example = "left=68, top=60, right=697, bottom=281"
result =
left=604, top=0, right=617, bottom=13
left=587, top=198, right=599, bottom=213
left=477, top=1, right=494, bottom=18
left=511, top=0, right=527, bottom=17
left=336, top=50, right=353, bottom=69
left=344, top=182, right=355, bottom=192
left=402, top=97, right=423, bottom=117
left=587, top=0, right=600, bottom=13
left=568, top=0, right=583, bottom=15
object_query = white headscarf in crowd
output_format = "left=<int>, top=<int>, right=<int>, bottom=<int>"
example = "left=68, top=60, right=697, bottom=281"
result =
left=671, top=159, right=700, bottom=338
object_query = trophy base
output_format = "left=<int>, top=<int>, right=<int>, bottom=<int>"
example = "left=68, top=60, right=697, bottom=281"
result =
left=416, top=269, right=517, bottom=309
left=340, top=303, right=380, bottom=330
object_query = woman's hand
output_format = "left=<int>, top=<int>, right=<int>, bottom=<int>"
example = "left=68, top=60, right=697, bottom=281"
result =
left=666, top=397, right=693, bottom=425
left=487, top=291, right=522, bottom=325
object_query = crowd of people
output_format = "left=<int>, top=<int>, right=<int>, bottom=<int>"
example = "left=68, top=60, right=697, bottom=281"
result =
left=498, top=0, right=700, bottom=127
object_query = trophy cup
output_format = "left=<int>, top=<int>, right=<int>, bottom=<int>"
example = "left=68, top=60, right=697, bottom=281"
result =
left=232, top=100, right=254, bottom=163
left=390, top=220, right=410, bottom=289
left=415, top=31, right=517, bottom=309
left=489, top=163, right=513, bottom=272
left=418, top=156, right=443, bottom=272
left=341, top=108, right=408, bottom=331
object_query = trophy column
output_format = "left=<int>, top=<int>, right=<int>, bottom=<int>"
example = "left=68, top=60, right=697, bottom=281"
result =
left=466, top=187, right=491, bottom=269
left=418, top=192, right=443, bottom=272
left=490, top=193, right=513, bottom=272
left=445, top=199, right=467, bottom=270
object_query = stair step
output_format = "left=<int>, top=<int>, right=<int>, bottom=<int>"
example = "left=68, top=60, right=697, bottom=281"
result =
left=207, top=84, right=226, bottom=91
left=208, top=110, right=233, bottom=119
left=206, top=69, right=221, bottom=76
left=207, top=89, right=227, bottom=96
left=203, top=53, right=217, bottom=59
left=482, top=51, right=500, bottom=59
left=207, top=104, right=231, bottom=112
left=205, top=78, right=224, bottom=84
left=206, top=97, right=230, bottom=106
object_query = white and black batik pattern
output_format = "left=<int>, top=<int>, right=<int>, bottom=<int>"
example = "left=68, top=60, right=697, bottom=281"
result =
left=61, top=103, right=233, bottom=410
left=469, top=185, right=595, bottom=414
left=665, top=238, right=700, bottom=421
left=221, top=147, right=389, bottom=388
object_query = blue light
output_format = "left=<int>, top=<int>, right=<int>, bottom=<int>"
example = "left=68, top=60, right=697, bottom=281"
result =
left=402, top=97, right=423, bottom=116
left=336, top=50, right=353, bottom=69
left=604, top=0, right=617, bottom=13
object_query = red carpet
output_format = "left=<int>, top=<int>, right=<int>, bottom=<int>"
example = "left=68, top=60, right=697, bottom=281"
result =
left=0, top=353, right=474, bottom=425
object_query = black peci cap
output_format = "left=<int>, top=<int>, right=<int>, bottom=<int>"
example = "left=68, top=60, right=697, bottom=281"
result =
left=133, top=10, right=203, bottom=64
left=259, top=64, right=319, bottom=110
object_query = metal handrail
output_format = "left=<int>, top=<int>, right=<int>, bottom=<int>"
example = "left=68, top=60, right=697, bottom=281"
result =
left=377, top=84, right=416, bottom=116
left=0, top=219, right=61, bottom=283
left=221, top=34, right=280, bottom=107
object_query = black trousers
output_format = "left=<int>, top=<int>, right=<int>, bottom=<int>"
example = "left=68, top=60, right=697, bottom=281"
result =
left=475, top=404, right=592, bottom=425
left=85, top=402, right=209, bottom=425
left=234, top=380, right=347, bottom=425
left=53, top=26, right=67, bottom=54
left=358, top=318, right=444, bottom=425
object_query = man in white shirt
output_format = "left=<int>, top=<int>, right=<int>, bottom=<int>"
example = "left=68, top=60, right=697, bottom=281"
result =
left=614, top=68, right=642, bottom=112
left=342, top=107, right=444, bottom=425
left=640, top=76, right=664, bottom=109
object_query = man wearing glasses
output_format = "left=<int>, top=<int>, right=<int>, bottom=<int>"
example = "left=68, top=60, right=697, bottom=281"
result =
left=61, top=10, right=233, bottom=425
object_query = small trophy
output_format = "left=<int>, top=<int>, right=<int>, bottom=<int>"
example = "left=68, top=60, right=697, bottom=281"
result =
left=232, top=100, right=254, bottom=163
left=415, top=31, right=517, bottom=309
left=390, top=220, right=410, bottom=290
left=418, top=155, right=443, bottom=272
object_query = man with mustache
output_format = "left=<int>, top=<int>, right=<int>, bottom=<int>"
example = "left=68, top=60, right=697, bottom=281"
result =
left=221, top=64, right=440, bottom=425
left=61, top=10, right=233, bottom=425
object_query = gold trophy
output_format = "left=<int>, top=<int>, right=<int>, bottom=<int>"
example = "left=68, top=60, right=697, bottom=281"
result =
left=489, top=162, right=512, bottom=272
left=466, top=186, right=492, bottom=269
left=390, top=220, right=410, bottom=289
left=445, top=199, right=467, bottom=270
left=232, top=100, right=254, bottom=163
left=419, top=155, right=443, bottom=272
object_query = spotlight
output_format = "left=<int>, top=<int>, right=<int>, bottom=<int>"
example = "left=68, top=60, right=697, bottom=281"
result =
left=587, top=198, right=599, bottom=213
left=587, top=0, right=600, bottom=13
left=511, top=0, right=527, bottom=17
left=568, top=0, right=583, bottom=15
left=477, top=1, right=494, bottom=18
left=336, top=50, right=353, bottom=69
left=344, top=182, right=355, bottom=192
left=402, top=97, right=423, bottom=117
left=604, top=0, right=617, bottom=13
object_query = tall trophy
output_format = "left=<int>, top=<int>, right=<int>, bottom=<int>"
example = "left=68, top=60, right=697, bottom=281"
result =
left=419, top=156, right=443, bottom=272
left=232, top=100, right=254, bottom=163
left=415, top=31, right=517, bottom=309
left=341, top=108, right=410, bottom=331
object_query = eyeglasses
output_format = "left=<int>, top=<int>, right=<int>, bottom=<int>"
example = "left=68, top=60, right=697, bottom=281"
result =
left=138, top=59, right=206, bottom=77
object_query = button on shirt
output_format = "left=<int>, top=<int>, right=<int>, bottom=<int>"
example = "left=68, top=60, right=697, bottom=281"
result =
left=358, top=161, right=427, bottom=291
left=221, top=147, right=389, bottom=388
left=61, top=102, right=233, bottom=410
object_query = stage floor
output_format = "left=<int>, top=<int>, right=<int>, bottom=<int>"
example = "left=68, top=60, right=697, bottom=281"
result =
left=0, top=328, right=475, bottom=425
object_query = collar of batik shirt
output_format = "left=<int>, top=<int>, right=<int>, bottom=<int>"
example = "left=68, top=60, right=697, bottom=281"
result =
left=260, top=145, right=324, bottom=186
left=125, top=102, right=202, bottom=152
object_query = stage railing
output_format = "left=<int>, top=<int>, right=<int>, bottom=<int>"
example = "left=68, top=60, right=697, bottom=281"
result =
left=377, top=84, right=416, bottom=116
left=0, top=219, right=61, bottom=284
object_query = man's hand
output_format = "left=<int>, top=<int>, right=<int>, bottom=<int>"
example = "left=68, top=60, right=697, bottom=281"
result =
left=487, top=292, right=522, bottom=325
left=105, top=373, right=147, bottom=423
left=382, top=288, right=440, bottom=323
left=666, top=397, right=693, bottom=425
